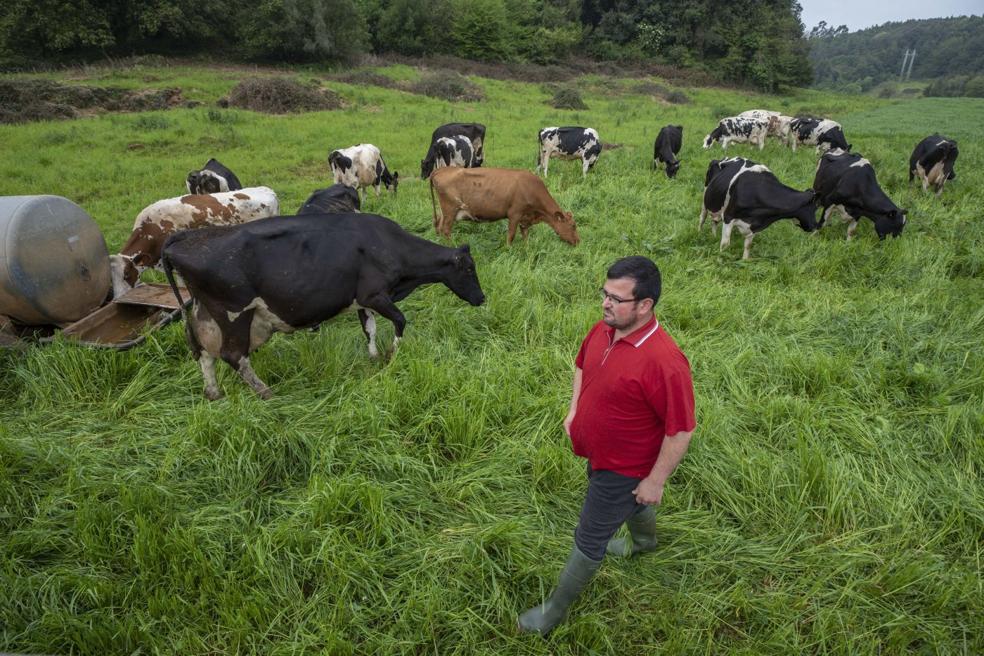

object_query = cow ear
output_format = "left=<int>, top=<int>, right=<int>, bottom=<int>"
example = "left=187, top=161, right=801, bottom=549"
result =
left=458, top=244, right=471, bottom=254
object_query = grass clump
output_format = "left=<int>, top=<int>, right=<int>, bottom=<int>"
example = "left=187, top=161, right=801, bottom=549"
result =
left=549, top=86, right=588, bottom=110
left=327, top=69, right=399, bottom=89
left=407, top=70, right=484, bottom=102
left=222, top=77, right=344, bottom=113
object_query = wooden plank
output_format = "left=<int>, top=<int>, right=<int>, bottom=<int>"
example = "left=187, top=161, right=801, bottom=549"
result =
left=114, top=282, right=188, bottom=310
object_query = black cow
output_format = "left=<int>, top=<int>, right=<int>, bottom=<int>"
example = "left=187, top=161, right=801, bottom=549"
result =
left=698, top=157, right=758, bottom=234
left=422, top=123, right=486, bottom=177
left=909, top=134, right=958, bottom=196
left=707, top=168, right=817, bottom=259
left=536, top=126, right=602, bottom=177
left=420, top=135, right=476, bottom=179
left=186, top=158, right=243, bottom=194
left=297, top=184, right=361, bottom=214
left=653, top=125, right=683, bottom=178
left=162, top=213, right=485, bottom=400
left=813, top=149, right=907, bottom=240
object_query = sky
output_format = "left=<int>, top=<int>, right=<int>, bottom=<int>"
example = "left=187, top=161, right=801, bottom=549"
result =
left=798, top=0, right=982, bottom=32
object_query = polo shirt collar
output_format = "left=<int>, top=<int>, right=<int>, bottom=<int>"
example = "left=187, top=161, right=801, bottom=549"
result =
left=604, top=316, right=660, bottom=348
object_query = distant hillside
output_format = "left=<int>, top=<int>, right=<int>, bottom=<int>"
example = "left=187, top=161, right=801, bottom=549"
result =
left=807, top=15, right=984, bottom=95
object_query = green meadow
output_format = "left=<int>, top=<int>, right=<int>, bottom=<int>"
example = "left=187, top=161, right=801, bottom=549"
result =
left=1, top=62, right=982, bottom=654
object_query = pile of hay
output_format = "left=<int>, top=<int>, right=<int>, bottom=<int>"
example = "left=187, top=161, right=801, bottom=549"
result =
left=0, top=80, right=184, bottom=124
left=222, top=77, right=344, bottom=114
left=407, top=71, right=485, bottom=102
left=548, top=86, right=587, bottom=110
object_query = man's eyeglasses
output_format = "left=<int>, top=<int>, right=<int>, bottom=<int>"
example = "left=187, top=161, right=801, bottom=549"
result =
left=599, top=288, right=638, bottom=305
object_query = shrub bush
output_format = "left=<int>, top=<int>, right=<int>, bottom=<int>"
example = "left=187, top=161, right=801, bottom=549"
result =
left=408, top=71, right=484, bottom=102
left=224, top=78, right=344, bottom=113
left=549, top=87, right=587, bottom=110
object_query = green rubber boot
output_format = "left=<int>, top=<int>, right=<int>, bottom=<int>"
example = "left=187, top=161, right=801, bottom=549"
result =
left=518, top=546, right=602, bottom=636
left=606, top=505, right=658, bottom=557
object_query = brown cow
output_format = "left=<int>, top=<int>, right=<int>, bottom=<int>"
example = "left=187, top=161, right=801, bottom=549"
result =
left=429, top=167, right=580, bottom=245
left=110, top=186, right=279, bottom=298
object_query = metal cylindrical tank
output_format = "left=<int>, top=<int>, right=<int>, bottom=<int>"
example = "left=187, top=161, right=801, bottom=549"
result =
left=0, top=195, right=111, bottom=325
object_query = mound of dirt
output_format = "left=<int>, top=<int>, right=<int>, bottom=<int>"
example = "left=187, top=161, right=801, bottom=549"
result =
left=222, top=77, right=344, bottom=113
left=549, top=86, right=587, bottom=110
left=407, top=71, right=485, bottom=102
left=0, top=80, right=185, bottom=124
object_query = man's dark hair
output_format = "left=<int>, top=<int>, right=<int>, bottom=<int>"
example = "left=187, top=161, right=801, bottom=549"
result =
left=606, top=256, right=661, bottom=305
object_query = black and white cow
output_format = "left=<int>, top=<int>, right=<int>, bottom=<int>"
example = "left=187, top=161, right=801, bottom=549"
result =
left=297, top=184, right=361, bottom=214
left=702, top=116, right=770, bottom=150
left=789, top=117, right=851, bottom=153
left=653, top=125, right=683, bottom=178
left=705, top=167, right=817, bottom=259
left=161, top=213, right=486, bottom=400
left=328, top=144, right=398, bottom=198
left=423, top=123, right=486, bottom=176
left=909, top=134, right=958, bottom=196
left=420, top=135, right=475, bottom=179
left=536, top=127, right=602, bottom=177
left=698, top=157, right=761, bottom=234
left=738, top=110, right=794, bottom=145
left=813, top=149, right=907, bottom=240
left=186, top=158, right=243, bottom=194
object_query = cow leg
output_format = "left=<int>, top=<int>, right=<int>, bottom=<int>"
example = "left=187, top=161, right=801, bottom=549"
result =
left=520, top=223, right=531, bottom=240
left=542, top=154, right=549, bottom=177
left=719, top=221, right=734, bottom=252
left=358, top=308, right=379, bottom=358
left=736, top=224, right=755, bottom=260
left=361, top=294, right=406, bottom=356
left=187, top=301, right=225, bottom=400
left=437, top=198, right=458, bottom=240
left=218, top=311, right=273, bottom=399
left=698, top=205, right=708, bottom=232
left=582, top=157, right=590, bottom=177
left=506, top=211, right=521, bottom=245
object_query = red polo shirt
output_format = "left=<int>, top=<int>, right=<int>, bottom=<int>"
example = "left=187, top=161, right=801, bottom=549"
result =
left=569, top=317, right=696, bottom=478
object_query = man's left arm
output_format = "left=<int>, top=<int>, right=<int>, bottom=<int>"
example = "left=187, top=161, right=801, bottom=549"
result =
left=633, top=430, right=693, bottom=505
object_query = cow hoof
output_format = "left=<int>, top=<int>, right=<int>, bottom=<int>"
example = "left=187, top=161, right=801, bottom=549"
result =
left=204, top=388, right=224, bottom=401
left=257, top=388, right=274, bottom=400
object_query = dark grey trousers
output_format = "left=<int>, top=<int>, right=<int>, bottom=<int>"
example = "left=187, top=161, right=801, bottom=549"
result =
left=573, top=466, right=647, bottom=560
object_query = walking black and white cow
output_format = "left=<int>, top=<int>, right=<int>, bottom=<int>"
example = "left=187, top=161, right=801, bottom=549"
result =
left=702, top=116, right=770, bottom=150
left=420, top=135, right=476, bottom=179
left=162, top=213, right=486, bottom=400
left=909, top=134, right=958, bottom=196
left=698, top=157, right=761, bottom=234
left=653, top=125, right=683, bottom=178
left=186, top=158, right=243, bottom=194
left=706, top=167, right=818, bottom=259
left=813, top=149, right=907, bottom=240
left=536, top=127, right=602, bottom=177
left=328, top=144, right=398, bottom=198
left=297, top=184, right=361, bottom=214
left=422, top=123, right=486, bottom=177
left=738, top=110, right=794, bottom=145
left=789, top=117, right=851, bottom=153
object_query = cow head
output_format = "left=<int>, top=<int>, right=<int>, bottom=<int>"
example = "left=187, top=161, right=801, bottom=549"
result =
left=383, top=170, right=399, bottom=195
left=795, top=190, right=820, bottom=232
left=443, top=245, right=486, bottom=306
left=666, top=159, right=682, bottom=179
left=548, top=211, right=580, bottom=246
left=108, top=253, right=148, bottom=298
left=421, top=158, right=434, bottom=179
left=873, top=208, right=907, bottom=239
left=186, top=170, right=226, bottom=195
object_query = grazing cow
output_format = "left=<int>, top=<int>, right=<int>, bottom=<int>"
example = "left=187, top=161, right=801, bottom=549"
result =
left=536, top=127, right=602, bottom=177
left=430, top=167, right=580, bottom=245
left=698, top=157, right=761, bottom=234
left=161, top=213, right=486, bottom=400
left=297, top=184, right=361, bottom=215
left=328, top=144, right=398, bottom=198
left=420, top=135, right=476, bottom=179
left=813, top=149, right=907, bottom=240
left=738, top=110, right=794, bottom=144
left=702, top=116, right=770, bottom=150
left=424, top=123, right=486, bottom=175
left=653, top=125, right=683, bottom=178
left=109, top=187, right=279, bottom=299
left=789, top=117, right=851, bottom=153
left=909, top=134, right=958, bottom=196
left=186, top=158, right=243, bottom=194
left=705, top=168, right=817, bottom=259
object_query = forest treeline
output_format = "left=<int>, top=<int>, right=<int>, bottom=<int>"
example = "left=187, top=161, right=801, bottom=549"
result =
left=0, top=0, right=811, bottom=91
left=807, top=15, right=984, bottom=97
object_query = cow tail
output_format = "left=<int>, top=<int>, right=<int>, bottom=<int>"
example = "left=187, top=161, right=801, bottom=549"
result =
left=161, top=235, right=188, bottom=320
left=429, top=174, right=438, bottom=225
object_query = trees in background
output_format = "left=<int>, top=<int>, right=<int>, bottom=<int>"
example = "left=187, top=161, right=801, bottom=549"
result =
left=0, top=0, right=813, bottom=90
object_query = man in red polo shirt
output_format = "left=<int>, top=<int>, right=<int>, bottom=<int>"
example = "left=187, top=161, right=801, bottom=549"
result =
left=519, top=256, right=696, bottom=636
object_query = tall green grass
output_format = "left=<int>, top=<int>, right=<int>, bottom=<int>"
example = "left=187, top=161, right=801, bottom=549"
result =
left=1, top=63, right=982, bottom=654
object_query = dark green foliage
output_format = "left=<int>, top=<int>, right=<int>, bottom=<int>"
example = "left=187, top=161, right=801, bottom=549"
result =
left=237, top=0, right=368, bottom=61
left=376, top=0, right=453, bottom=56
left=809, top=16, right=984, bottom=95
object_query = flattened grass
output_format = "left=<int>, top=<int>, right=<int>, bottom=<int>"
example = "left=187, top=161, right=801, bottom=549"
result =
left=1, top=62, right=982, bottom=654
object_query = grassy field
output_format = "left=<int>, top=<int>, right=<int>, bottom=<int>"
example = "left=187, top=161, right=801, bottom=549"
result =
left=1, top=60, right=982, bottom=655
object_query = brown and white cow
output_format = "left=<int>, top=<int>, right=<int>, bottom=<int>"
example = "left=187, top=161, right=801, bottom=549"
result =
left=429, top=167, right=580, bottom=246
left=109, top=186, right=279, bottom=298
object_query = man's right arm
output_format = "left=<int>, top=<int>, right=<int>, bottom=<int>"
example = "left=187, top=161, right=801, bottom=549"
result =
left=563, top=366, right=583, bottom=436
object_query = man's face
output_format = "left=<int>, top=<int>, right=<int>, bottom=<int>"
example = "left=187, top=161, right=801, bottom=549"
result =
left=601, top=277, right=649, bottom=330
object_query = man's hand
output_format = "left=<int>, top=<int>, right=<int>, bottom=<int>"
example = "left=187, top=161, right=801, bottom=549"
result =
left=633, top=476, right=665, bottom=505
left=563, top=411, right=575, bottom=437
